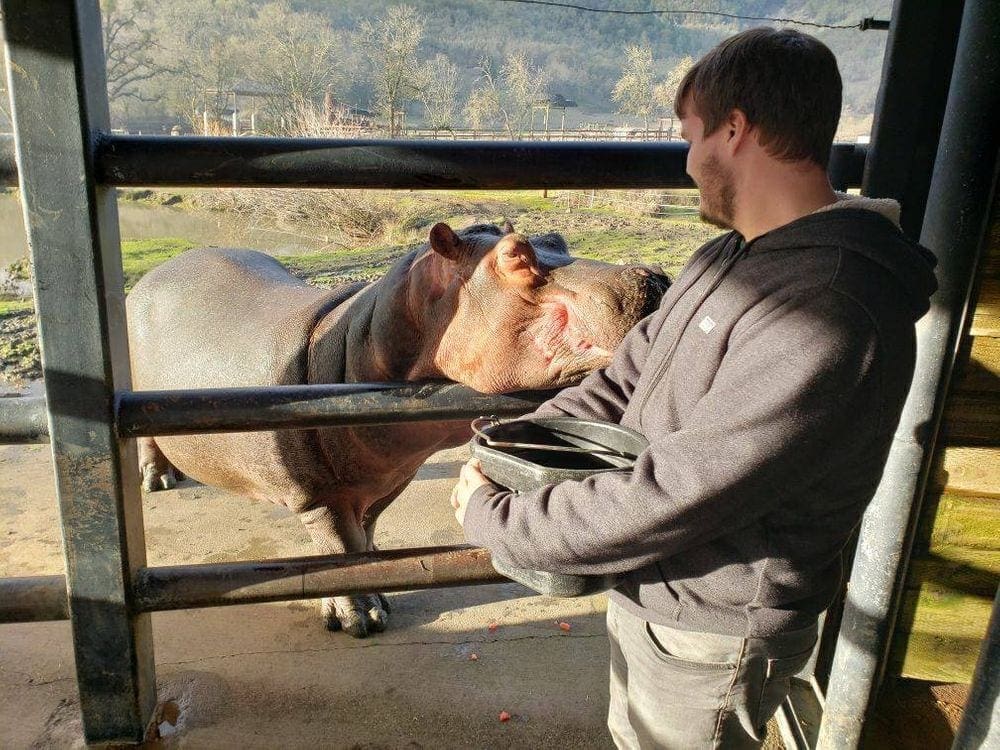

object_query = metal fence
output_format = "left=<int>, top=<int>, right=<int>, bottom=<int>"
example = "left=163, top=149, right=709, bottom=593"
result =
left=1, top=1, right=995, bottom=748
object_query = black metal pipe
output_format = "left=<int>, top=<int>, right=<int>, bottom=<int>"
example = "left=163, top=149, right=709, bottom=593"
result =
left=0, top=135, right=868, bottom=190
left=952, top=586, right=1000, bottom=750
left=0, top=396, right=49, bottom=442
left=99, top=136, right=696, bottom=189
left=818, top=0, right=1000, bottom=747
left=134, top=545, right=505, bottom=613
left=827, top=144, right=868, bottom=193
left=116, top=382, right=552, bottom=437
left=861, top=0, right=965, bottom=239
left=0, top=546, right=508, bottom=623
left=0, top=575, right=69, bottom=622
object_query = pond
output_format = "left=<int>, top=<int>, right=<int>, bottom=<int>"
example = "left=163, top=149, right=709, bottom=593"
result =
left=0, top=193, right=329, bottom=268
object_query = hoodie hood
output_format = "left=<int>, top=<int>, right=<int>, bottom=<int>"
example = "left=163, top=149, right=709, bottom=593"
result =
left=748, top=195, right=938, bottom=318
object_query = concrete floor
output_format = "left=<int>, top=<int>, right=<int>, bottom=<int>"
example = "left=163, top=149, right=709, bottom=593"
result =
left=1, top=442, right=618, bottom=749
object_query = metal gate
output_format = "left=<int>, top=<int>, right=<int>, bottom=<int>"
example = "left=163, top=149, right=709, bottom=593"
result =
left=1, top=1, right=996, bottom=748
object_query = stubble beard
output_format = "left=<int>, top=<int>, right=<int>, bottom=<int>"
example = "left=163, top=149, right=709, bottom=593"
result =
left=697, top=154, right=736, bottom=230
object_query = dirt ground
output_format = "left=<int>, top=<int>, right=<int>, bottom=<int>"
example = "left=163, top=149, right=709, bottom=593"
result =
left=1, top=440, right=624, bottom=749
left=0, top=428, right=966, bottom=749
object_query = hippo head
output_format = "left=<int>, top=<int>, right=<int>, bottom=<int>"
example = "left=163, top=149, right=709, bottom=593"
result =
left=407, top=221, right=669, bottom=393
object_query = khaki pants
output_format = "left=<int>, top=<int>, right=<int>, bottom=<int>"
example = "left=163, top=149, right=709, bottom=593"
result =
left=606, top=598, right=817, bottom=749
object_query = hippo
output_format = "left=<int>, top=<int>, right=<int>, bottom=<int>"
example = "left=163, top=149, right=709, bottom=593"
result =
left=127, top=221, right=669, bottom=636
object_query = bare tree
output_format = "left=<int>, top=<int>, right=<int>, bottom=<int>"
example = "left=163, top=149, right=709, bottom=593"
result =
left=613, top=44, right=655, bottom=130
left=249, top=2, right=345, bottom=129
left=152, top=0, right=254, bottom=131
left=101, top=0, right=164, bottom=125
left=417, top=54, right=459, bottom=131
left=465, top=51, right=548, bottom=139
left=358, top=5, right=425, bottom=137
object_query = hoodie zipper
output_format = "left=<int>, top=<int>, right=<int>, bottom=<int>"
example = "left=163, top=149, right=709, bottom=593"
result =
left=635, top=236, right=750, bottom=423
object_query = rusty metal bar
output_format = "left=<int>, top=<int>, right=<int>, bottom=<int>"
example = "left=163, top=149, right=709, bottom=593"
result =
left=0, top=547, right=508, bottom=624
left=0, top=575, right=69, bottom=622
left=134, top=546, right=506, bottom=612
left=1, top=0, right=156, bottom=743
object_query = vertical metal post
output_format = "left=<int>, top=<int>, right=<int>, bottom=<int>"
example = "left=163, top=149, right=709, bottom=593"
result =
left=818, top=0, right=1000, bottom=747
left=861, top=0, right=965, bottom=239
left=1, top=0, right=155, bottom=743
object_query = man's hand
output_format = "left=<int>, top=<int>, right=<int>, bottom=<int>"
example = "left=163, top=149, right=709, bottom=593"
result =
left=450, top=458, right=490, bottom=527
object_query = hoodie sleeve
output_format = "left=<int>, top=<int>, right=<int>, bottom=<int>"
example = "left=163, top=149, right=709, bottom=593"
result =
left=462, top=287, right=883, bottom=575
left=530, top=306, right=660, bottom=422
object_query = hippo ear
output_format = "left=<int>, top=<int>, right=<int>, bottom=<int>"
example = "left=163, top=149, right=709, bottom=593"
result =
left=531, top=232, right=569, bottom=256
left=501, top=219, right=515, bottom=235
left=428, top=222, right=467, bottom=262
left=496, top=237, right=544, bottom=287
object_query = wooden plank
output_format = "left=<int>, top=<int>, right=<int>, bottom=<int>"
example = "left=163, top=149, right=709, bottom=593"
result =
left=916, top=493, right=1000, bottom=552
left=942, top=394, right=1000, bottom=444
left=890, top=582, right=994, bottom=682
left=892, top=630, right=985, bottom=683
left=969, top=277, right=1000, bottom=336
left=906, top=557, right=999, bottom=598
left=951, top=336, right=1000, bottom=393
left=933, top=447, right=1000, bottom=497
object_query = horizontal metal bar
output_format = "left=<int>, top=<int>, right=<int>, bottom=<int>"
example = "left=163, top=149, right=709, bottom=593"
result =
left=99, top=136, right=696, bottom=189
left=0, top=574, right=69, bottom=622
left=116, top=382, right=552, bottom=437
left=0, top=396, right=49, bottom=442
left=0, top=546, right=506, bottom=623
left=0, top=135, right=868, bottom=189
left=134, top=545, right=505, bottom=612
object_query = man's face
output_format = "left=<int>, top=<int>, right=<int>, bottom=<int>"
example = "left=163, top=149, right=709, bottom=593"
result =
left=680, top=100, right=736, bottom=230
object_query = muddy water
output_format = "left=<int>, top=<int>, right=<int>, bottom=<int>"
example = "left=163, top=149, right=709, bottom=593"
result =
left=0, top=193, right=328, bottom=267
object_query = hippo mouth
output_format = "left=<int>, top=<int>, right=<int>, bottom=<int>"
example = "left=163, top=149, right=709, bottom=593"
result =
left=526, top=301, right=615, bottom=381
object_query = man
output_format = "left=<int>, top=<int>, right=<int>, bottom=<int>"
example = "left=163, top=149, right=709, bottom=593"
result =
left=450, top=28, right=936, bottom=749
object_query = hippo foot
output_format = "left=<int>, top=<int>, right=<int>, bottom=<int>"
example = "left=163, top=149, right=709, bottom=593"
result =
left=322, top=594, right=390, bottom=638
left=141, top=464, right=178, bottom=493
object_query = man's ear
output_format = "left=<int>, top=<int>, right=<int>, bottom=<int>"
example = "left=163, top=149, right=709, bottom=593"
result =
left=429, top=222, right=467, bottom=262
left=496, top=237, right=544, bottom=287
left=726, top=108, right=752, bottom=153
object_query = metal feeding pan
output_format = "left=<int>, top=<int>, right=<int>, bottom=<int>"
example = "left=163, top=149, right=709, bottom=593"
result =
left=469, top=416, right=648, bottom=597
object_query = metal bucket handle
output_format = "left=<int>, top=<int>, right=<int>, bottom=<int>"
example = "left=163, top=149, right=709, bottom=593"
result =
left=471, top=416, right=630, bottom=458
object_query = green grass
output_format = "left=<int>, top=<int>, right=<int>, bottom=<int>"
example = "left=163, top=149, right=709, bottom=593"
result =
left=0, top=298, right=33, bottom=317
left=121, top=237, right=197, bottom=289
left=438, top=189, right=557, bottom=212
left=276, top=242, right=407, bottom=281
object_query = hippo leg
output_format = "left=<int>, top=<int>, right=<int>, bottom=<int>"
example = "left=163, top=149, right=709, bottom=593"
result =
left=360, top=492, right=408, bottom=617
left=138, top=437, right=180, bottom=492
left=299, top=504, right=389, bottom=638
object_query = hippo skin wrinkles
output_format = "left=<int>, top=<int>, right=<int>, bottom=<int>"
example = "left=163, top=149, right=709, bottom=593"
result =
left=127, top=221, right=669, bottom=637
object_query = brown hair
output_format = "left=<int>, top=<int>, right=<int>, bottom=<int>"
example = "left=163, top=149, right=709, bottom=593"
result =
left=674, top=28, right=842, bottom=167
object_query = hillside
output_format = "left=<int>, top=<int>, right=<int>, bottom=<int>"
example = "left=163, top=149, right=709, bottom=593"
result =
left=307, top=0, right=892, bottom=119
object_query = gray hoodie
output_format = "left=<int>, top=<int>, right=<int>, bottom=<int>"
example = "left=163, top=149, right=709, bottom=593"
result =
left=463, top=199, right=938, bottom=637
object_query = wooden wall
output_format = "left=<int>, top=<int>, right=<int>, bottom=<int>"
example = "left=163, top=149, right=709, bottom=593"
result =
left=890, top=189, right=1000, bottom=683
